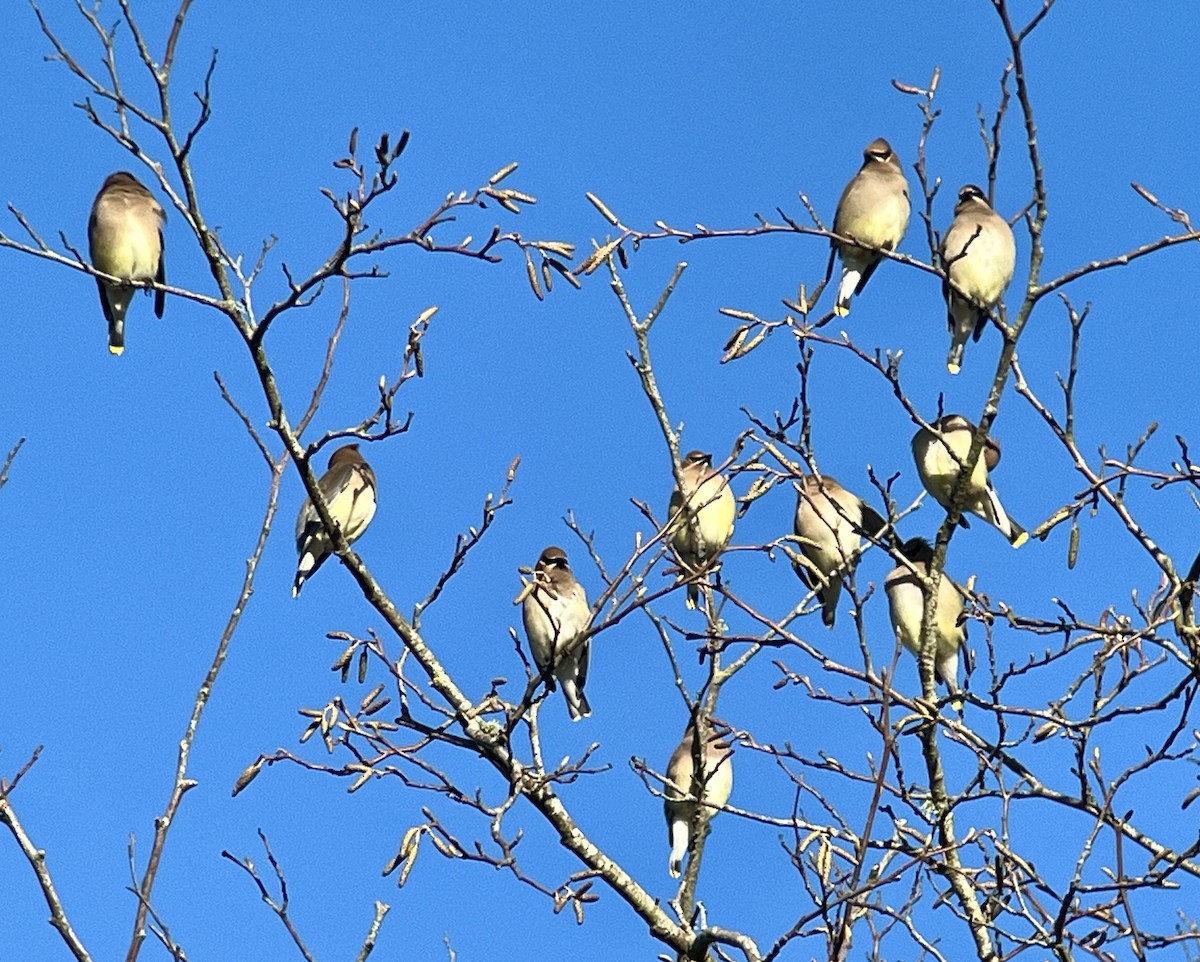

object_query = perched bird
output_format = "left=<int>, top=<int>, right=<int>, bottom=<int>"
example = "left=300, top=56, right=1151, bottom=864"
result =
left=668, top=450, right=736, bottom=609
left=793, top=473, right=887, bottom=628
left=885, top=537, right=968, bottom=706
left=940, top=184, right=1016, bottom=374
left=830, top=138, right=911, bottom=316
left=520, top=546, right=592, bottom=721
left=912, top=415, right=1027, bottom=547
left=88, top=171, right=166, bottom=355
left=292, top=444, right=378, bottom=597
left=664, top=716, right=734, bottom=878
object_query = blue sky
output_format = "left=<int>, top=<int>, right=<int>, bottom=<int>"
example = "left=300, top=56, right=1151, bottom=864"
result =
left=2, top=3, right=1200, bottom=961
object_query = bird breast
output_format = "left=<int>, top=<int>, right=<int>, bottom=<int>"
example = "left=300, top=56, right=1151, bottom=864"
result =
left=919, top=432, right=988, bottom=499
left=838, top=190, right=909, bottom=250
left=525, top=583, right=586, bottom=653
left=795, top=497, right=859, bottom=566
left=93, top=208, right=161, bottom=282
left=666, top=746, right=733, bottom=808
left=945, top=226, right=1016, bottom=308
left=887, top=572, right=963, bottom=658
left=329, top=479, right=377, bottom=541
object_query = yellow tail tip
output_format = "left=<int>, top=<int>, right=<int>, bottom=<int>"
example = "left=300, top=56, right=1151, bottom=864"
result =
left=109, top=345, right=125, bottom=356
left=833, top=304, right=850, bottom=317
left=1011, top=531, right=1029, bottom=549
left=946, top=361, right=961, bottom=375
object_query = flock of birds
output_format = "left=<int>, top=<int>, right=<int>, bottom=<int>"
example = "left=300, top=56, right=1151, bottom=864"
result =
left=283, top=404, right=1026, bottom=879
left=83, top=137, right=1023, bottom=878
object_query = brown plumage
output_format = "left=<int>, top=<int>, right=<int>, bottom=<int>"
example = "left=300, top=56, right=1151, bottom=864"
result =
left=941, top=184, right=1016, bottom=374
left=668, top=450, right=736, bottom=609
left=831, top=138, right=911, bottom=316
left=884, top=537, right=969, bottom=708
left=911, top=415, right=1027, bottom=547
left=292, top=444, right=378, bottom=597
left=88, top=171, right=166, bottom=355
left=520, top=546, right=592, bottom=721
left=793, top=473, right=887, bottom=628
left=663, top=717, right=734, bottom=878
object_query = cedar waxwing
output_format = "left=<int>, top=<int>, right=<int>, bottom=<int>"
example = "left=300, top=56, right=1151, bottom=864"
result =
left=87, top=171, right=166, bottom=355
left=669, top=450, right=736, bottom=609
left=663, top=717, right=734, bottom=878
left=885, top=537, right=968, bottom=705
left=520, top=546, right=592, bottom=721
left=912, top=415, right=1027, bottom=547
left=831, top=138, right=911, bottom=316
left=940, top=184, right=1016, bottom=374
left=793, top=474, right=887, bottom=628
left=292, top=444, right=378, bottom=597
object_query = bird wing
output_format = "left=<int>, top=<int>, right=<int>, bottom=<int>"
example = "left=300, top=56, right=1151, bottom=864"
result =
left=855, top=501, right=887, bottom=540
left=981, top=479, right=1014, bottom=540
left=295, top=462, right=359, bottom=544
left=154, top=227, right=166, bottom=319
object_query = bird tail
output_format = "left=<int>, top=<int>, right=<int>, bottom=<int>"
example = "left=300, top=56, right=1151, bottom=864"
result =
left=945, top=313, right=970, bottom=375
left=835, top=268, right=861, bottom=316
left=820, top=579, right=841, bottom=629
left=562, top=680, right=591, bottom=721
left=108, top=320, right=125, bottom=356
left=667, top=816, right=689, bottom=878
left=1008, top=518, right=1029, bottom=548
left=937, top=653, right=963, bottom=712
left=685, top=583, right=700, bottom=610
left=292, top=551, right=317, bottom=598
left=981, top=481, right=1026, bottom=546
left=946, top=677, right=965, bottom=714
left=100, top=281, right=131, bottom=356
